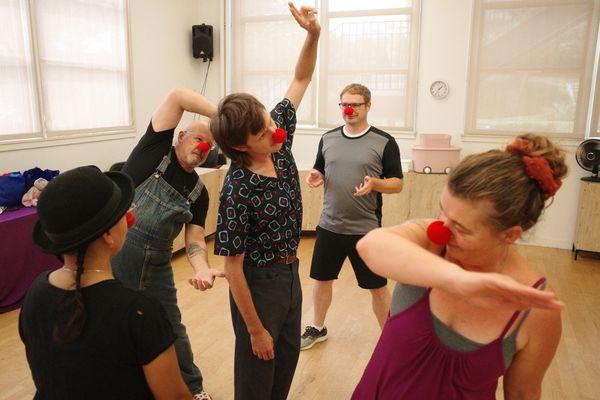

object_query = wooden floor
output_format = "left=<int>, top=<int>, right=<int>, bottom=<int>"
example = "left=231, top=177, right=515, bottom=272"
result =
left=1, top=235, right=599, bottom=399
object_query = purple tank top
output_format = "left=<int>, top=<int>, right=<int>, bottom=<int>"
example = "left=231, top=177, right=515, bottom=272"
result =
left=352, top=278, right=546, bottom=400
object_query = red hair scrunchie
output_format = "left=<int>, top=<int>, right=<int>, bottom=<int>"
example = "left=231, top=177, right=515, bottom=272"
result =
left=521, top=156, right=562, bottom=200
left=507, top=138, right=561, bottom=200
left=506, top=138, right=533, bottom=155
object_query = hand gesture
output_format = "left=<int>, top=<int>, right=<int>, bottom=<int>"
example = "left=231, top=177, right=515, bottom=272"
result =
left=251, top=328, right=275, bottom=360
left=453, top=271, right=564, bottom=311
left=288, top=2, right=320, bottom=34
left=188, top=268, right=226, bottom=291
left=354, top=176, right=375, bottom=196
left=306, top=169, right=324, bottom=188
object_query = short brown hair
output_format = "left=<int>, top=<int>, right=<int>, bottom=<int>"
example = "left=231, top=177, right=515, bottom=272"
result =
left=340, top=83, right=371, bottom=103
left=447, top=134, right=568, bottom=232
left=210, top=93, right=266, bottom=167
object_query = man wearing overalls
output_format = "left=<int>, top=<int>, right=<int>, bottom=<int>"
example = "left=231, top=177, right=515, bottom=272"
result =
left=112, top=87, right=223, bottom=400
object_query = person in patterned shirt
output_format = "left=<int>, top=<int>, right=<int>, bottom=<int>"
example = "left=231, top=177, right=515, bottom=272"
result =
left=209, top=3, right=320, bottom=399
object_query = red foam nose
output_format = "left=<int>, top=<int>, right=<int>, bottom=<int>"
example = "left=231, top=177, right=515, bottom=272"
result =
left=273, top=128, right=287, bottom=144
left=197, top=142, right=210, bottom=153
left=343, top=107, right=354, bottom=116
left=126, top=211, right=136, bottom=229
left=427, top=220, right=452, bottom=245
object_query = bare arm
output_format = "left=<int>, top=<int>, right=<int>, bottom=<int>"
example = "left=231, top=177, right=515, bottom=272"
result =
left=143, top=345, right=193, bottom=400
left=355, top=177, right=403, bottom=195
left=373, top=177, right=403, bottom=193
left=152, top=86, right=217, bottom=132
left=284, top=3, right=321, bottom=110
left=357, top=222, right=563, bottom=310
left=224, top=254, right=274, bottom=360
left=185, top=224, right=225, bottom=290
left=503, top=304, right=562, bottom=399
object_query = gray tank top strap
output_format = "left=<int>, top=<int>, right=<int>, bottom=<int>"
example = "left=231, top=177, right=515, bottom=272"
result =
left=186, top=175, right=205, bottom=204
left=505, top=280, right=548, bottom=339
left=155, top=148, right=172, bottom=175
left=500, top=277, right=547, bottom=339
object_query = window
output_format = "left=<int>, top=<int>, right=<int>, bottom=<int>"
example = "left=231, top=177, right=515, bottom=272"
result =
left=466, top=0, right=600, bottom=138
left=0, top=0, right=133, bottom=142
left=229, top=0, right=420, bottom=132
left=592, top=51, right=600, bottom=137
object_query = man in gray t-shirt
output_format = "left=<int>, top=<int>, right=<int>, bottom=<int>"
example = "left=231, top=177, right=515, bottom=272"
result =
left=300, top=83, right=404, bottom=350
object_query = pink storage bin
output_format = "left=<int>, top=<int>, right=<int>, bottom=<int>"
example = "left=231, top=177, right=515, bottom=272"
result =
left=412, top=134, right=461, bottom=174
left=420, top=133, right=451, bottom=148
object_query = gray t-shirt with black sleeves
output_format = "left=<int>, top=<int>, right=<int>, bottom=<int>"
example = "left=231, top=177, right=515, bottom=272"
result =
left=313, top=125, right=403, bottom=235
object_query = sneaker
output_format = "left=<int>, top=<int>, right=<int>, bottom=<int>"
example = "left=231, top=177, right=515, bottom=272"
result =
left=193, top=391, right=213, bottom=400
left=300, top=325, right=328, bottom=350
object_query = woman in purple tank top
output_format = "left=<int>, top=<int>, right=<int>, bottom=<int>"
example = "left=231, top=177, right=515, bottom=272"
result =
left=352, top=134, right=567, bottom=399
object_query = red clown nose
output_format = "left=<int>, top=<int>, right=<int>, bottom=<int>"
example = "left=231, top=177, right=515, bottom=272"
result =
left=273, top=128, right=287, bottom=144
left=343, top=107, right=354, bottom=116
left=427, top=220, right=452, bottom=245
left=196, top=142, right=210, bottom=153
left=126, top=211, right=136, bottom=229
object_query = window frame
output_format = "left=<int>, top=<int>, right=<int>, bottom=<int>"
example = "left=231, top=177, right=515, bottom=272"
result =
left=590, top=37, right=600, bottom=137
left=225, top=0, right=421, bottom=136
left=464, top=0, right=600, bottom=140
left=0, top=0, right=136, bottom=150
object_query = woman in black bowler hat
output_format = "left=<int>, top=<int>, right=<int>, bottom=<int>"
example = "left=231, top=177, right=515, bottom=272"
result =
left=19, top=165, right=192, bottom=400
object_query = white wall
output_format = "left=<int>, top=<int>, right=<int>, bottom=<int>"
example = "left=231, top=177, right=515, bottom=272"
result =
left=0, top=0, right=223, bottom=173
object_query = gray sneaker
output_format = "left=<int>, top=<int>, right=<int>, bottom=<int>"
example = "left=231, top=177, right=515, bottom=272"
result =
left=300, top=326, right=328, bottom=350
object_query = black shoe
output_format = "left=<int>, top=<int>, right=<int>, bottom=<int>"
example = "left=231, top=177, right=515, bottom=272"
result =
left=300, top=325, right=328, bottom=350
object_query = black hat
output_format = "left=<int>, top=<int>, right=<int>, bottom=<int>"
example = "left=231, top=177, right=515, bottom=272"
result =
left=32, top=166, right=135, bottom=254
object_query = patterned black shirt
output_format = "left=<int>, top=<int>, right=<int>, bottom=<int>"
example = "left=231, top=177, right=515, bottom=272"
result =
left=214, top=99, right=302, bottom=267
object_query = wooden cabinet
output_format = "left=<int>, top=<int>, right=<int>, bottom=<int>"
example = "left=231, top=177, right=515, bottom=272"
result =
left=382, top=172, right=447, bottom=226
left=573, top=181, right=600, bottom=259
left=172, top=169, right=449, bottom=252
left=300, top=171, right=448, bottom=230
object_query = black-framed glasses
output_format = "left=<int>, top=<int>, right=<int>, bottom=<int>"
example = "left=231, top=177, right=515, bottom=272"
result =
left=339, top=102, right=366, bottom=109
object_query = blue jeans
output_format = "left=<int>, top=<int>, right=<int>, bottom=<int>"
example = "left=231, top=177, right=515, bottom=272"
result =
left=112, top=153, right=205, bottom=394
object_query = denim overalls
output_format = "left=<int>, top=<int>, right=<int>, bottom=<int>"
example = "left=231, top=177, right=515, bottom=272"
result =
left=112, top=150, right=205, bottom=394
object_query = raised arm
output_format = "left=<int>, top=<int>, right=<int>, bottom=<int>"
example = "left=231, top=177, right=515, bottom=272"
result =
left=152, top=87, right=218, bottom=132
left=284, top=2, right=321, bottom=110
left=357, top=221, right=563, bottom=311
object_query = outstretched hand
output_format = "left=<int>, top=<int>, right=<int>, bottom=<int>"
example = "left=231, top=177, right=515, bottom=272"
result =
left=354, top=176, right=375, bottom=196
left=306, top=169, right=324, bottom=188
left=288, top=2, right=320, bottom=34
left=188, top=268, right=226, bottom=291
left=452, top=271, right=564, bottom=311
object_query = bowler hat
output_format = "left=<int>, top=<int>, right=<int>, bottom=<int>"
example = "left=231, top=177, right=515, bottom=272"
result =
left=32, top=166, right=134, bottom=254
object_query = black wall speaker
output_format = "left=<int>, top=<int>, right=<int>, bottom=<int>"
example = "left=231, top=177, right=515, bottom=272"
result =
left=192, top=24, right=213, bottom=62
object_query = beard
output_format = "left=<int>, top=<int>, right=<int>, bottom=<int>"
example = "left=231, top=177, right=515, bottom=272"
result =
left=186, top=153, right=204, bottom=167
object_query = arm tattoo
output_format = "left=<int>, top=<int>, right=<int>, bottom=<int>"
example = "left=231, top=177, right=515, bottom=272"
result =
left=187, top=242, right=206, bottom=258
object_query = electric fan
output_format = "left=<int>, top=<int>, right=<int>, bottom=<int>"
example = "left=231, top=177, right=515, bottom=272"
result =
left=576, top=138, right=600, bottom=182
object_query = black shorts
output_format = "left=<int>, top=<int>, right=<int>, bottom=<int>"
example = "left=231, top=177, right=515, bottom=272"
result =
left=309, top=226, right=387, bottom=289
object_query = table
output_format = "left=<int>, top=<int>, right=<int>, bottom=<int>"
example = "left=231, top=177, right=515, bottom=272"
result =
left=0, top=207, right=61, bottom=313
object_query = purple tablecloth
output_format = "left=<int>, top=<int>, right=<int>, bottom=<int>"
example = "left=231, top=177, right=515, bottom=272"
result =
left=0, top=207, right=61, bottom=313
